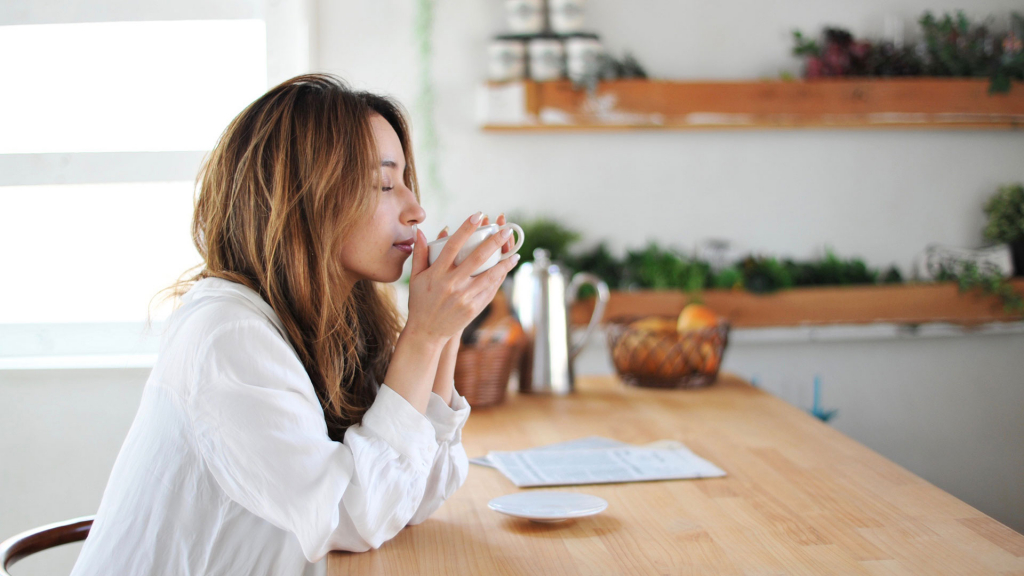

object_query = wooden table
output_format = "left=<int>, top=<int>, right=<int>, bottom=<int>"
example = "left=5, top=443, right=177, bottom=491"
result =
left=329, top=375, right=1024, bottom=575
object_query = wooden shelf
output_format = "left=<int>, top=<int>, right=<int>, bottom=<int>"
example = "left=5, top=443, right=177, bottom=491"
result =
left=569, top=280, right=1024, bottom=329
left=480, top=79, right=1024, bottom=131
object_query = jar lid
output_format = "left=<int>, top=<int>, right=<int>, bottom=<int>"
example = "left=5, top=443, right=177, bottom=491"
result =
left=522, top=32, right=563, bottom=41
left=493, top=33, right=532, bottom=42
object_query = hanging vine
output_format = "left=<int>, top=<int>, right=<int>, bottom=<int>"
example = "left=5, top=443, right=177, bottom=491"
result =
left=414, top=0, right=445, bottom=204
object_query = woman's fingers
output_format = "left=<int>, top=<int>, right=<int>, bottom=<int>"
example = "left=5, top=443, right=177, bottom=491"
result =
left=436, top=226, right=449, bottom=240
left=496, top=213, right=511, bottom=253
left=469, top=252, right=519, bottom=296
left=456, top=226, right=512, bottom=279
left=411, top=228, right=430, bottom=276
left=433, top=212, right=483, bottom=269
left=469, top=254, right=519, bottom=308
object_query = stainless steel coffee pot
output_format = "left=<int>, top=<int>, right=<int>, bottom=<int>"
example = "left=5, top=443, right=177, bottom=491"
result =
left=509, top=248, right=609, bottom=394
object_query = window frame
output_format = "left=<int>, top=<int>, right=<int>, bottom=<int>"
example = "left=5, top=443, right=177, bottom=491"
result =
left=0, top=1, right=315, bottom=369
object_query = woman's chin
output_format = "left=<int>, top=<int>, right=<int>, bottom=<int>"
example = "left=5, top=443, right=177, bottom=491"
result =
left=372, top=264, right=405, bottom=284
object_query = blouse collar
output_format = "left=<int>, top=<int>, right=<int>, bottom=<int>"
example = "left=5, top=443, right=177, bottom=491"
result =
left=185, top=277, right=289, bottom=337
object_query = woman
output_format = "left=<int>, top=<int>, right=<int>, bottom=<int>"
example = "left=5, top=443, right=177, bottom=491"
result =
left=71, top=74, right=518, bottom=576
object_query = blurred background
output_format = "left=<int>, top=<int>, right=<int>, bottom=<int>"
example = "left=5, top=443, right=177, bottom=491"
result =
left=2, top=1, right=1023, bottom=573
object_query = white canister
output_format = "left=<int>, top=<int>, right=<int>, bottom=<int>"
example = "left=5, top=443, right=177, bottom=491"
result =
left=487, top=35, right=528, bottom=82
left=505, top=0, right=545, bottom=34
left=565, top=33, right=602, bottom=83
left=528, top=36, right=565, bottom=81
left=548, top=0, right=586, bottom=34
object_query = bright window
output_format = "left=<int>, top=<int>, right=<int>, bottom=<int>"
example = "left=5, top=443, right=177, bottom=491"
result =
left=0, top=20, right=267, bottom=153
left=0, top=18, right=269, bottom=362
left=0, top=182, right=200, bottom=323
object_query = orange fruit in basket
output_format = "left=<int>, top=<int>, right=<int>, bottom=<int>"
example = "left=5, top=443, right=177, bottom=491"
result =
left=676, top=304, right=719, bottom=332
left=629, top=317, right=678, bottom=334
left=622, top=317, right=679, bottom=376
left=611, top=331, right=640, bottom=370
left=699, top=341, right=719, bottom=373
left=643, top=338, right=671, bottom=376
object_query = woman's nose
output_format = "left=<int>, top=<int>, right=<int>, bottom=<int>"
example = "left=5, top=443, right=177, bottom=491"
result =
left=402, top=192, right=426, bottom=226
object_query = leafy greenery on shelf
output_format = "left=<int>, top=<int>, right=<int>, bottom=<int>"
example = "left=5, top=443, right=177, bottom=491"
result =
left=621, top=244, right=712, bottom=292
left=921, top=12, right=1024, bottom=93
left=983, top=183, right=1024, bottom=244
left=512, top=215, right=581, bottom=267
left=566, top=242, right=625, bottom=288
left=935, top=261, right=1024, bottom=313
left=512, top=217, right=903, bottom=296
left=568, top=244, right=902, bottom=295
left=512, top=216, right=1019, bottom=312
left=791, top=10, right=1024, bottom=93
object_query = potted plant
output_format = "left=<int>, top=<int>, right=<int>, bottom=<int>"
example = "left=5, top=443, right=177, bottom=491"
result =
left=983, top=184, right=1024, bottom=276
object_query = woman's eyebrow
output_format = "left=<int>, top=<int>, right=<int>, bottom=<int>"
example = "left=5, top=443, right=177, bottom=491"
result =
left=381, top=159, right=399, bottom=169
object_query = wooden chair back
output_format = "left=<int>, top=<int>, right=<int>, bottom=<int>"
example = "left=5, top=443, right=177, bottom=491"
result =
left=0, top=516, right=93, bottom=576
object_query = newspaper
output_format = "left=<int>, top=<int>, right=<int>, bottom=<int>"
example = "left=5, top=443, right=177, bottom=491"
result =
left=479, top=437, right=726, bottom=487
left=469, top=436, right=627, bottom=468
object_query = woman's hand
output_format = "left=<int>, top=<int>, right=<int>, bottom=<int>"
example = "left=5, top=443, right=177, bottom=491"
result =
left=434, top=213, right=513, bottom=255
left=404, top=212, right=519, bottom=344
left=428, top=214, right=513, bottom=405
left=384, top=212, right=519, bottom=413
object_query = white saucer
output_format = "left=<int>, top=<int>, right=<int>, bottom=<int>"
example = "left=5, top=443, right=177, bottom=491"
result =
left=488, top=491, right=608, bottom=523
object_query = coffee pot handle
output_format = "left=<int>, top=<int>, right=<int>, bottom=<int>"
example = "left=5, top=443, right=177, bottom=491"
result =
left=566, top=272, right=610, bottom=360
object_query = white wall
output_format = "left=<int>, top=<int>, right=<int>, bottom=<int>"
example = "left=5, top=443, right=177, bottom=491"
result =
left=0, top=369, right=148, bottom=576
left=321, top=0, right=1024, bottom=272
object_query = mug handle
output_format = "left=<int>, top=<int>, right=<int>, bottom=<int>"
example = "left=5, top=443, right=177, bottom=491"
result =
left=497, top=223, right=525, bottom=260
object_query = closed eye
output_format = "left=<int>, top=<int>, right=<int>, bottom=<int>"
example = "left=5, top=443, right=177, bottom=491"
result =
left=381, top=159, right=402, bottom=193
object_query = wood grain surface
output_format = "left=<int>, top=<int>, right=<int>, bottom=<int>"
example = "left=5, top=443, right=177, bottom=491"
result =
left=569, top=281, right=1024, bottom=329
left=329, top=375, right=1024, bottom=575
left=484, top=79, right=1024, bottom=131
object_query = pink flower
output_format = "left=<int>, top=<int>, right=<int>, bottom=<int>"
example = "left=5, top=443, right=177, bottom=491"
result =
left=806, top=57, right=824, bottom=78
left=1003, top=34, right=1023, bottom=54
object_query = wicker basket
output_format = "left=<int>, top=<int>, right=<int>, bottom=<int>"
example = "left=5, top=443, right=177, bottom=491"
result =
left=606, top=316, right=730, bottom=389
left=453, top=341, right=521, bottom=407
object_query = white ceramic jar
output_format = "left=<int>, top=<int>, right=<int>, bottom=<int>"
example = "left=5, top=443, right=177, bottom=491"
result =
left=505, top=0, right=545, bottom=34
left=548, top=0, right=587, bottom=34
left=565, top=33, right=602, bottom=83
left=528, top=35, right=565, bottom=81
left=487, top=35, right=528, bottom=81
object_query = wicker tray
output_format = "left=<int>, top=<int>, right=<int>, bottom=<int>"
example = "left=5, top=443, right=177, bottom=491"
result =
left=606, top=317, right=730, bottom=389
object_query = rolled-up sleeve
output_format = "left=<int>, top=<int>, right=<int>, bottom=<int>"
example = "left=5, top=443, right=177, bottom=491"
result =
left=408, top=390, right=471, bottom=525
left=187, top=320, right=441, bottom=562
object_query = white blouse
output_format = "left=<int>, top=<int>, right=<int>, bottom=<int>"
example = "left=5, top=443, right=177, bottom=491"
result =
left=71, top=278, right=471, bottom=576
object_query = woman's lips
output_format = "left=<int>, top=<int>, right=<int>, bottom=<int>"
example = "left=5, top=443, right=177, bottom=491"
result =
left=392, top=238, right=414, bottom=254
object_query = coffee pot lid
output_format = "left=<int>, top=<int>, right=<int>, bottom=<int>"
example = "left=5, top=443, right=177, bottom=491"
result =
left=530, top=248, right=565, bottom=278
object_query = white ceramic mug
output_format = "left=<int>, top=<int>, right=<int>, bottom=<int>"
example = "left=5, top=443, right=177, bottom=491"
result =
left=427, top=223, right=525, bottom=277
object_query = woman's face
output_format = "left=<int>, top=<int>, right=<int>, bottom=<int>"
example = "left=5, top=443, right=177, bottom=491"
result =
left=339, top=113, right=426, bottom=283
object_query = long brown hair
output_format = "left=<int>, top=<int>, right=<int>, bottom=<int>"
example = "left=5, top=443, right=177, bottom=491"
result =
left=174, top=74, right=419, bottom=440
